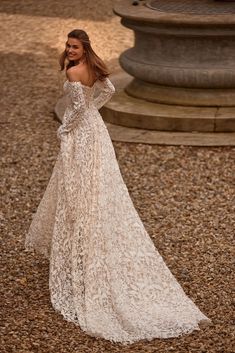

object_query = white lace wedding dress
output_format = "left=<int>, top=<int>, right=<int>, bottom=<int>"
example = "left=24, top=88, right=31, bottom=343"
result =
left=25, top=77, right=211, bottom=344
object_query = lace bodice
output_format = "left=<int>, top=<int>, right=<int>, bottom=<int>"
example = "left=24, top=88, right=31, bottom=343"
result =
left=57, top=78, right=115, bottom=137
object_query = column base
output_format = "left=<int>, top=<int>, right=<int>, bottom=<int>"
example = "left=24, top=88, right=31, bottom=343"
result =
left=100, top=72, right=235, bottom=132
left=125, top=78, right=235, bottom=107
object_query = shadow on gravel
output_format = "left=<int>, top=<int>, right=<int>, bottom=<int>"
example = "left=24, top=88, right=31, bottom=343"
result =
left=0, top=45, right=61, bottom=104
left=0, top=0, right=114, bottom=21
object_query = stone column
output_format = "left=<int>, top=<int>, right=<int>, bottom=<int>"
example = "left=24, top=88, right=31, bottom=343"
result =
left=114, top=0, right=235, bottom=106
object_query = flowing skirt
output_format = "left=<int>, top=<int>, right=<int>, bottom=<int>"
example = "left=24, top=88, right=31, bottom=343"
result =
left=25, top=113, right=211, bottom=344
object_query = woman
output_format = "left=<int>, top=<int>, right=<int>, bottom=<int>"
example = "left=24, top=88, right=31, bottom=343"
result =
left=25, top=29, right=211, bottom=344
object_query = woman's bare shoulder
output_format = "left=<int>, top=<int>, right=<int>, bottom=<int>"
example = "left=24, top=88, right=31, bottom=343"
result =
left=66, top=66, right=83, bottom=82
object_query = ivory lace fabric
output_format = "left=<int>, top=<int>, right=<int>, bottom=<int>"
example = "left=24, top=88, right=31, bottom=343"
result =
left=25, top=78, right=211, bottom=344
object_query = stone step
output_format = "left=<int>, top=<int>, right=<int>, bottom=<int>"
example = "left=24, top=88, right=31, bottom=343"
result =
left=101, top=88, right=235, bottom=133
left=105, top=122, right=235, bottom=146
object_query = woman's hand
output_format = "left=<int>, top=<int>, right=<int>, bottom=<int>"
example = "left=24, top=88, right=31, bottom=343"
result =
left=57, top=125, right=67, bottom=140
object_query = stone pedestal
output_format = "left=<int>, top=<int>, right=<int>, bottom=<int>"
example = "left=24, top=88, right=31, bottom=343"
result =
left=114, top=0, right=235, bottom=107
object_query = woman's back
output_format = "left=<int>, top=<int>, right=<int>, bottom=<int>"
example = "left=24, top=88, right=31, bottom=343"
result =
left=66, top=63, right=96, bottom=87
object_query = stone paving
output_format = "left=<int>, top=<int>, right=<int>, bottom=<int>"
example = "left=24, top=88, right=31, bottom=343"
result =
left=0, top=1, right=234, bottom=352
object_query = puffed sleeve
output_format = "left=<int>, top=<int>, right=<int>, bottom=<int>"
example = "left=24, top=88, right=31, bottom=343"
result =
left=93, top=78, right=115, bottom=110
left=57, top=81, right=86, bottom=138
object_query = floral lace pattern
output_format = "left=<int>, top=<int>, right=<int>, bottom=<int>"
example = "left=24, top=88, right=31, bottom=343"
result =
left=25, top=78, right=211, bottom=344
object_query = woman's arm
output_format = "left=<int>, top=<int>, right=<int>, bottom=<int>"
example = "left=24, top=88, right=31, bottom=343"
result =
left=57, top=68, right=87, bottom=138
left=93, top=78, right=115, bottom=110
left=57, top=81, right=86, bottom=138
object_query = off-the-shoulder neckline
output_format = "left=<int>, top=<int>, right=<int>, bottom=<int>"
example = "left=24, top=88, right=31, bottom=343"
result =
left=65, top=79, right=97, bottom=89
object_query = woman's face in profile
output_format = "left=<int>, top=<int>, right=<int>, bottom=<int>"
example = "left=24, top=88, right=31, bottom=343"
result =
left=66, top=38, right=84, bottom=62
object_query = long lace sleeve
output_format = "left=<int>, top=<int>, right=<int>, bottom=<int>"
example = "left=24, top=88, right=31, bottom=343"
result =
left=94, top=78, right=115, bottom=110
left=57, top=81, right=86, bottom=138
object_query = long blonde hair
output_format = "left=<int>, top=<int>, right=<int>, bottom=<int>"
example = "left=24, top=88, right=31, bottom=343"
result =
left=59, top=29, right=109, bottom=81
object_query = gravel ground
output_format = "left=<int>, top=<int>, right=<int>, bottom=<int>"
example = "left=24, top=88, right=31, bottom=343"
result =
left=0, top=1, right=234, bottom=352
